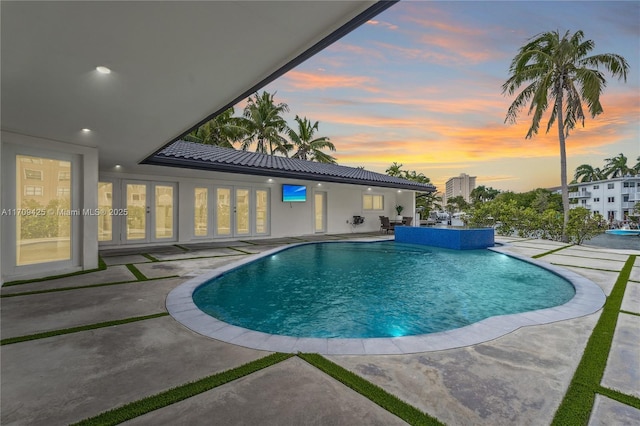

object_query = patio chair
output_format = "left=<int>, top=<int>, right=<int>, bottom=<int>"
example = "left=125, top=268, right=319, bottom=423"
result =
left=402, top=216, right=413, bottom=226
left=380, top=216, right=394, bottom=233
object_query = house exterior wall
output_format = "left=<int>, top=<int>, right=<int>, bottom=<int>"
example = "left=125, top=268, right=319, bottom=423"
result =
left=1, top=139, right=415, bottom=284
left=569, top=176, right=640, bottom=222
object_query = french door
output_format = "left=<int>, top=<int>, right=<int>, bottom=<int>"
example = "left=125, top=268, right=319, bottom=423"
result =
left=124, top=181, right=176, bottom=243
left=216, top=187, right=252, bottom=237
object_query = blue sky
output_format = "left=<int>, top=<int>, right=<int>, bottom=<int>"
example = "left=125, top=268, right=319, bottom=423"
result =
left=253, top=1, right=639, bottom=193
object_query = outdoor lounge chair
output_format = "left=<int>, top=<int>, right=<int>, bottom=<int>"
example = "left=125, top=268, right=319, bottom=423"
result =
left=402, top=216, right=413, bottom=226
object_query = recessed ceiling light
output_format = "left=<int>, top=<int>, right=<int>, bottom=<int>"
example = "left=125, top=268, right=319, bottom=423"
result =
left=81, top=128, right=91, bottom=132
left=115, top=165, right=121, bottom=169
left=267, top=178, right=274, bottom=183
left=96, top=66, right=111, bottom=74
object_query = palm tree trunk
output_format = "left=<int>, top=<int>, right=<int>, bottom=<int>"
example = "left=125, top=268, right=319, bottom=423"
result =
left=556, top=82, right=570, bottom=242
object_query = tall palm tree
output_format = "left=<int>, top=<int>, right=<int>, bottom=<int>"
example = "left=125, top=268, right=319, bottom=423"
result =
left=240, top=91, right=289, bottom=155
left=184, top=107, right=243, bottom=148
left=603, top=153, right=633, bottom=178
left=502, top=30, right=629, bottom=241
left=574, top=164, right=605, bottom=182
left=288, top=116, right=337, bottom=163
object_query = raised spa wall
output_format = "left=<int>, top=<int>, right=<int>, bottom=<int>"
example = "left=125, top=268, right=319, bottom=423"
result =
left=394, top=226, right=495, bottom=250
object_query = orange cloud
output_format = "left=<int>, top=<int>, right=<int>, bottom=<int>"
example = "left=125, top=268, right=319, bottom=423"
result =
left=282, top=70, right=380, bottom=92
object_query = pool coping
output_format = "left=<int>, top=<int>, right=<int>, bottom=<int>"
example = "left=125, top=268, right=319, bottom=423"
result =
left=166, top=238, right=606, bottom=355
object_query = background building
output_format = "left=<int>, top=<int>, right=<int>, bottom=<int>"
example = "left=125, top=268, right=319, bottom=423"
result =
left=570, top=175, right=640, bottom=222
left=444, top=173, right=476, bottom=205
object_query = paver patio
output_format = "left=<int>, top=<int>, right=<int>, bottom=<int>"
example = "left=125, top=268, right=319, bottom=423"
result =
left=1, top=233, right=638, bottom=425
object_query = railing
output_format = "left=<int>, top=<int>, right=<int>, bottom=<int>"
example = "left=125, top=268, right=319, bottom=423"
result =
left=569, top=191, right=591, bottom=198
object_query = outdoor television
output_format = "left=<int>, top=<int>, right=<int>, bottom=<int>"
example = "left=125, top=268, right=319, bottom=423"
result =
left=282, top=184, right=307, bottom=202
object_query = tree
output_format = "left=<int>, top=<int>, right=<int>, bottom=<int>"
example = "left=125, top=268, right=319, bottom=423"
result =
left=288, top=116, right=336, bottom=163
left=446, top=195, right=469, bottom=213
left=634, top=156, right=640, bottom=174
left=502, top=30, right=629, bottom=242
left=603, top=153, right=633, bottom=178
left=470, top=185, right=500, bottom=204
left=184, top=107, right=243, bottom=148
left=574, top=163, right=605, bottom=182
left=240, top=91, right=290, bottom=155
left=385, top=162, right=404, bottom=177
left=566, top=207, right=604, bottom=244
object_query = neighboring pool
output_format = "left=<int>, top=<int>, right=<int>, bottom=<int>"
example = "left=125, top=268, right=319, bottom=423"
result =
left=192, top=242, right=575, bottom=339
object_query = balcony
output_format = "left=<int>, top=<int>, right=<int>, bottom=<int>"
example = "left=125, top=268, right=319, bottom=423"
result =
left=569, top=191, right=591, bottom=199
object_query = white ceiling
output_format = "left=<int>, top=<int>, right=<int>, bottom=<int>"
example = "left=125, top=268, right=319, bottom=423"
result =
left=1, top=1, right=381, bottom=170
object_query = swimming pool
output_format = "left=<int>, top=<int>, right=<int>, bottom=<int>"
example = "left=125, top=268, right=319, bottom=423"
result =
left=192, top=242, right=575, bottom=338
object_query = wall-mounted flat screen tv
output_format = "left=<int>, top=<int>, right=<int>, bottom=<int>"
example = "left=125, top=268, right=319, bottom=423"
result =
left=282, top=184, right=307, bottom=202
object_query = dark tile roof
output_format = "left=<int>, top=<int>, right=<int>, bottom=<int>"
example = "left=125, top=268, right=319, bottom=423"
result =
left=144, top=140, right=435, bottom=192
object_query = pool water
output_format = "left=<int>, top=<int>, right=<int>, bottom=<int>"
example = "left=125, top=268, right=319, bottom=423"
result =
left=193, top=242, right=575, bottom=338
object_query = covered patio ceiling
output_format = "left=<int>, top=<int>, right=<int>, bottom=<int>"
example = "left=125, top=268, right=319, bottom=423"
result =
left=1, top=1, right=393, bottom=172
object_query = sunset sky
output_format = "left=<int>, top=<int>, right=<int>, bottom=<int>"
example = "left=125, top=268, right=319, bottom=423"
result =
left=245, top=1, right=639, bottom=193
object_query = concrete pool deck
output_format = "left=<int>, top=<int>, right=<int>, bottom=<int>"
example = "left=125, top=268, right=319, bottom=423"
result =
left=1, top=233, right=639, bottom=425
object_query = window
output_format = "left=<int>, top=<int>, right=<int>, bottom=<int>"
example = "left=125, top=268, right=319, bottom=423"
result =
left=255, top=189, right=269, bottom=234
left=24, top=169, right=43, bottom=180
left=24, top=185, right=43, bottom=196
left=593, top=185, right=599, bottom=189
left=607, top=197, right=615, bottom=203
left=623, top=195, right=629, bottom=202
left=607, top=183, right=614, bottom=189
left=58, top=171, right=71, bottom=181
left=363, top=194, right=384, bottom=210
left=16, top=155, right=71, bottom=265
left=593, top=198, right=600, bottom=202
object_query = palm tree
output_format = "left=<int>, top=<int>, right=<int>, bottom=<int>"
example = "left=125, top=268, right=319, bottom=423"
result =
left=503, top=30, right=629, bottom=241
left=470, top=185, right=500, bottom=204
left=574, top=164, right=605, bottom=182
left=240, top=91, right=290, bottom=155
left=385, top=162, right=404, bottom=177
left=288, top=116, right=337, bottom=163
left=184, top=107, right=243, bottom=148
left=634, top=156, right=640, bottom=174
left=603, top=153, right=633, bottom=178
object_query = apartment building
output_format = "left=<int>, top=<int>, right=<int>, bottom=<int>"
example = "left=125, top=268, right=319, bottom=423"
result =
left=444, top=173, right=476, bottom=204
left=569, top=175, right=640, bottom=221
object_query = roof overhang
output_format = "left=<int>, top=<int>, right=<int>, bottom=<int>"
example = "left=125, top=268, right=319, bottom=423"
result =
left=1, top=1, right=396, bottom=171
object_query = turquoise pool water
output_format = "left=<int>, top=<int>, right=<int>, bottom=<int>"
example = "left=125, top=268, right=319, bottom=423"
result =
left=193, top=242, right=575, bottom=338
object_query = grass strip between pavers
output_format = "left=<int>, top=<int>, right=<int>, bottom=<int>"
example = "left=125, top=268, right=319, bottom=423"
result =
left=0, top=275, right=180, bottom=298
left=1, top=313, right=169, bottom=346
left=141, top=253, right=159, bottom=262
left=3, top=256, right=107, bottom=286
left=71, top=352, right=294, bottom=426
left=298, top=353, right=445, bottom=426
left=126, top=264, right=148, bottom=281
left=620, top=310, right=640, bottom=317
left=552, top=255, right=636, bottom=425
left=531, top=244, right=573, bottom=259
left=596, top=385, right=640, bottom=409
